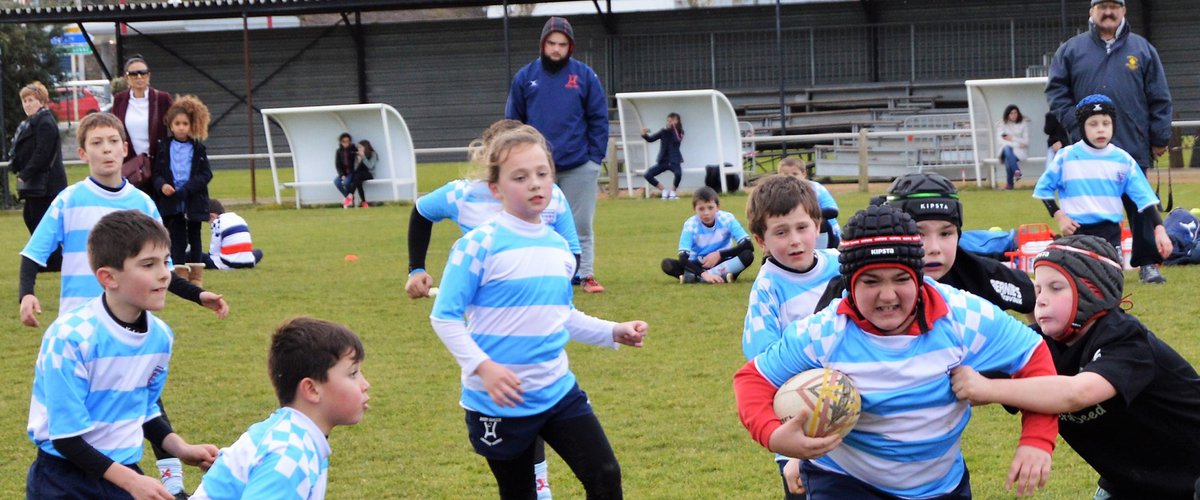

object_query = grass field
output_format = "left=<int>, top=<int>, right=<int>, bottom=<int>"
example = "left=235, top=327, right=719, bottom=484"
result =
left=1, top=165, right=1197, bottom=498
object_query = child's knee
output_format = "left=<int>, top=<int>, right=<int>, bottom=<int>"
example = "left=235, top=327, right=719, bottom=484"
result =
left=580, top=458, right=622, bottom=495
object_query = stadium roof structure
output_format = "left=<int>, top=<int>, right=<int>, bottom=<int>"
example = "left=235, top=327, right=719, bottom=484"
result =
left=0, top=0, right=607, bottom=24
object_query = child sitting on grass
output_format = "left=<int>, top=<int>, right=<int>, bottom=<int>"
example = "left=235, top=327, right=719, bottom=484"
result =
left=951, top=234, right=1200, bottom=500
left=660, top=186, right=754, bottom=284
left=200, top=199, right=263, bottom=271
left=27, top=210, right=218, bottom=499
left=193, top=317, right=370, bottom=498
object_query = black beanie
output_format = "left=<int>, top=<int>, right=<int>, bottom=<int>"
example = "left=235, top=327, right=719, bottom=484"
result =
left=1033, top=235, right=1124, bottom=341
left=839, top=205, right=926, bottom=285
left=1075, top=94, right=1117, bottom=148
left=884, top=173, right=963, bottom=230
left=540, top=17, right=575, bottom=56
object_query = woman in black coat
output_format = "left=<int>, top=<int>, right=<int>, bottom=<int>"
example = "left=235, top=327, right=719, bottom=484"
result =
left=11, top=83, right=68, bottom=271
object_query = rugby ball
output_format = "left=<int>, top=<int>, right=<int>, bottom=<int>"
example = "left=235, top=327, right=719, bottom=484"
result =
left=773, top=367, right=861, bottom=438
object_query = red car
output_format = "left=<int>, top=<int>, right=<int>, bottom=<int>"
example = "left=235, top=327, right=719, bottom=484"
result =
left=47, top=86, right=102, bottom=122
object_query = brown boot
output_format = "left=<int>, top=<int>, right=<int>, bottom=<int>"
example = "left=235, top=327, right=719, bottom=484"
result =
left=187, top=263, right=205, bottom=287
left=173, top=265, right=191, bottom=283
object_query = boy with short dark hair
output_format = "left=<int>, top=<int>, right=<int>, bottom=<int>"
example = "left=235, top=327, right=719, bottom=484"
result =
left=192, top=317, right=370, bottom=499
left=18, top=112, right=229, bottom=495
left=951, top=234, right=1200, bottom=500
left=660, top=186, right=754, bottom=283
left=27, top=210, right=218, bottom=499
left=741, top=174, right=841, bottom=498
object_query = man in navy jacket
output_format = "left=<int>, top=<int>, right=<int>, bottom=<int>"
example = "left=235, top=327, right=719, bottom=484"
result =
left=507, top=16, right=609, bottom=294
left=1045, top=0, right=1174, bottom=283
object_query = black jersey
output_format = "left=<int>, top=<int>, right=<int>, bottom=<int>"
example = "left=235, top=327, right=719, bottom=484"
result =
left=940, top=249, right=1035, bottom=314
left=1044, top=311, right=1200, bottom=499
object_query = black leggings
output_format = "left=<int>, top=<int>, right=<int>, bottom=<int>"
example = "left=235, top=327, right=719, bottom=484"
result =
left=348, top=167, right=374, bottom=203
left=487, top=413, right=621, bottom=500
left=164, top=214, right=203, bottom=264
left=644, top=162, right=682, bottom=189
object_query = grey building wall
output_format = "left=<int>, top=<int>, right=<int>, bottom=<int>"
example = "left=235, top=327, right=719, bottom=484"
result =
left=125, top=0, right=1198, bottom=158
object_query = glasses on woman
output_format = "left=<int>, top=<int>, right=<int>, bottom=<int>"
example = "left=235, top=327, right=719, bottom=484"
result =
left=126, top=70, right=150, bottom=77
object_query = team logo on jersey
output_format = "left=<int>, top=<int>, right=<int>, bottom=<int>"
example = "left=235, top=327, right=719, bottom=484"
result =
left=479, top=417, right=503, bottom=446
left=565, top=74, right=580, bottom=89
left=1061, top=403, right=1107, bottom=424
left=147, top=365, right=165, bottom=385
left=529, top=80, right=539, bottom=88
left=1126, top=55, right=1139, bottom=71
left=1092, top=349, right=1103, bottom=362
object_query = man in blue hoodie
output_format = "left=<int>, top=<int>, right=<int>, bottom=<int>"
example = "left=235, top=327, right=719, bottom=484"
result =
left=1045, top=0, right=1174, bottom=284
left=507, top=16, right=609, bottom=294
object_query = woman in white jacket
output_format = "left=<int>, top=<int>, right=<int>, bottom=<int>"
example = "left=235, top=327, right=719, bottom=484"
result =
left=997, top=104, right=1028, bottom=190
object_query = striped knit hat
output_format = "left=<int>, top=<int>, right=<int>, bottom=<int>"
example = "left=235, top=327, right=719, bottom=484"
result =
left=1033, top=234, right=1124, bottom=342
left=540, top=17, right=575, bottom=56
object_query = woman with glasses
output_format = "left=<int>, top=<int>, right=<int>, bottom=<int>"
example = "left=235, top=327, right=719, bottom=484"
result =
left=112, top=55, right=174, bottom=193
left=11, top=82, right=68, bottom=271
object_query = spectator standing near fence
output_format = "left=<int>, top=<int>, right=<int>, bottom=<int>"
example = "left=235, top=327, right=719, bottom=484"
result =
left=11, top=82, right=68, bottom=272
left=1045, top=0, right=1173, bottom=283
left=112, top=55, right=173, bottom=195
left=506, top=16, right=609, bottom=294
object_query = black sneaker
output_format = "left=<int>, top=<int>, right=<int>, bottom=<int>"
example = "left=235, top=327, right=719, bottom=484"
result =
left=173, top=492, right=190, bottom=500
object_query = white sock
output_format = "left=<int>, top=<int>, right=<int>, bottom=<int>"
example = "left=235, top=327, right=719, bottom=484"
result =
left=710, top=256, right=747, bottom=278
left=158, top=458, right=185, bottom=494
left=535, top=459, right=552, bottom=499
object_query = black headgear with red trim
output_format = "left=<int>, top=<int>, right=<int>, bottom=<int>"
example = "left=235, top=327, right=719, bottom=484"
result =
left=1033, top=234, right=1124, bottom=342
left=839, top=204, right=926, bottom=283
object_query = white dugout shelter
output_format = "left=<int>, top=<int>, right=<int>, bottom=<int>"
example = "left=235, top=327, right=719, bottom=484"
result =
left=615, top=90, right=743, bottom=196
left=263, top=103, right=417, bottom=207
left=965, top=77, right=1051, bottom=188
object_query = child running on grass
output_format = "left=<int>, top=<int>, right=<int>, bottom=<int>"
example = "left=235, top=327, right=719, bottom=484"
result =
left=740, top=174, right=842, bottom=498
left=660, top=186, right=754, bottom=284
left=193, top=317, right=370, bottom=499
left=735, top=204, right=1058, bottom=499
left=406, top=119, right=581, bottom=497
left=18, top=112, right=228, bottom=496
left=430, top=124, right=646, bottom=499
left=27, top=210, right=218, bottom=499
left=951, top=234, right=1200, bottom=500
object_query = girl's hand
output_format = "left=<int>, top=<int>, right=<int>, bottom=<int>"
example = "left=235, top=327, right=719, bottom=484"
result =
left=612, top=321, right=647, bottom=347
left=641, top=128, right=650, bottom=135
left=475, top=360, right=523, bottom=407
left=162, top=184, right=176, bottom=196
left=767, top=407, right=842, bottom=459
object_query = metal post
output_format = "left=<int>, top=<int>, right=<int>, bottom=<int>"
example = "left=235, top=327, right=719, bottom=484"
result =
left=1010, top=19, right=1017, bottom=78
left=857, top=128, right=869, bottom=193
left=503, top=1, right=511, bottom=81
left=910, top=24, right=916, bottom=81
left=243, top=13, right=257, bottom=203
left=0, top=43, right=7, bottom=162
left=709, top=32, right=716, bottom=89
left=775, top=0, right=787, bottom=156
left=1060, top=0, right=1068, bottom=41
left=808, top=29, right=816, bottom=86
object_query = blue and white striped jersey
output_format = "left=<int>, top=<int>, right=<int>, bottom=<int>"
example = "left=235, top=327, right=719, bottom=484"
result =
left=192, top=407, right=331, bottom=500
left=678, top=210, right=750, bottom=259
left=1033, top=142, right=1158, bottom=225
left=27, top=297, right=173, bottom=466
left=752, top=279, right=1042, bottom=498
left=21, top=178, right=164, bottom=315
left=415, top=179, right=580, bottom=254
left=430, top=212, right=616, bottom=418
left=742, top=250, right=841, bottom=361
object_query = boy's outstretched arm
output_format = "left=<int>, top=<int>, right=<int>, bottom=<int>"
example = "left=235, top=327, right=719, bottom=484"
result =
left=167, top=273, right=228, bottom=319
left=18, top=257, right=42, bottom=327
left=951, top=364, right=1117, bottom=414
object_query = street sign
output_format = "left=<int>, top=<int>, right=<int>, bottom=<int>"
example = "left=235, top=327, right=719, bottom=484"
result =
left=55, top=45, right=92, bottom=55
left=50, top=33, right=87, bottom=45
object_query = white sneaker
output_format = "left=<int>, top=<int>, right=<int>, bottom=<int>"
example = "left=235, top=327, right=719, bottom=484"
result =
left=661, top=190, right=669, bottom=199
left=667, top=190, right=679, bottom=200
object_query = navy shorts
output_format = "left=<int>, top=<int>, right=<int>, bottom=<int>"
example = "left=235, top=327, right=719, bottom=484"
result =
left=27, top=449, right=142, bottom=500
left=465, top=383, right=594, bottom=460
left=800, top=461, right=970, bottom=499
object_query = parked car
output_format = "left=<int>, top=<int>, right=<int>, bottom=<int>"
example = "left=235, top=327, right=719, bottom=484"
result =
left=47, top=86, right=102, bottom=122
